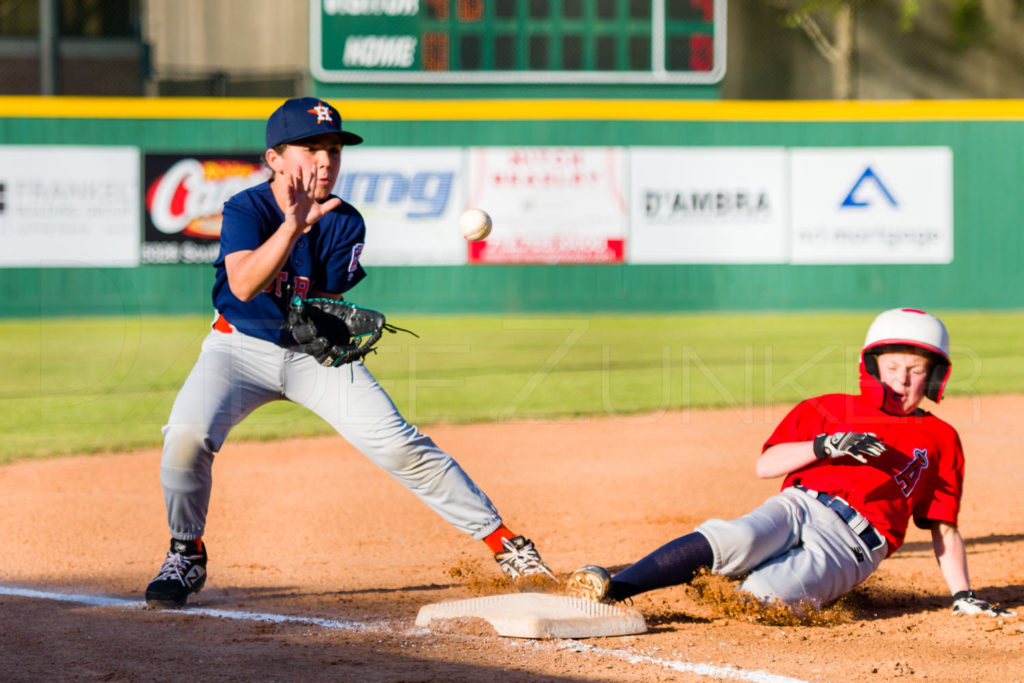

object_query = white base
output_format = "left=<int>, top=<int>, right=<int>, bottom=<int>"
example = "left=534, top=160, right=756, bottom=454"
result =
left=415, top=592, right=647, bottom=639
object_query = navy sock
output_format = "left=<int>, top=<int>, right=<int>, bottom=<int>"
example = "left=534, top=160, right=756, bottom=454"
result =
left=608, top=532, right=714, bottom=601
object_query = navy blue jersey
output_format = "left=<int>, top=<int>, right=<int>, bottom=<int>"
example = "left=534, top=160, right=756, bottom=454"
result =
left=212, top=181, right=366, bottom=344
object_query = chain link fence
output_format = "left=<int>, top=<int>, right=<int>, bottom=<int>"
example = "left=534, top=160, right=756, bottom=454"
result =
left=1, top=0, right=145, bottom=95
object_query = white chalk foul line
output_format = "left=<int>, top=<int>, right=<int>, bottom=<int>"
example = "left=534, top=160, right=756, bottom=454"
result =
left=0, top=585, right=379, bottom=632
left=556, top=641, right=809, bottom=683
left=2, top=585, right=808, bottom=683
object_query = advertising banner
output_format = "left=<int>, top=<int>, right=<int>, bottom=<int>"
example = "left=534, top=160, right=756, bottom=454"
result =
left=789, top=147, right=953, bottom=264
left=629, top=147, right=788, bottom=264
left=334, top=147, right=466, bottom=265
left=143, top=153, right=269, bottom=264
left=465, top=147, right=627, bottom=264
left=0, top=146, right=140, bottom=267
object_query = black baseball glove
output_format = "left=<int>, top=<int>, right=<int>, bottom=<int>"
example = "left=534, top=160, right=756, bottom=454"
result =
left=284, top=296, right=416, bottom=367
left=813, top=432, right=886, bottom=464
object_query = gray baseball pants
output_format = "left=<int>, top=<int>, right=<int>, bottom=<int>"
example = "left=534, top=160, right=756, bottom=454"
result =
left=696, top=487, right=888, bottom=608
left=160, top=329, right=503, bottom=542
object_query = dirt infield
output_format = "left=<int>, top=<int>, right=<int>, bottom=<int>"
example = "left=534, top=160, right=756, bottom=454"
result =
left=2, top=395, right=1022, bottom=682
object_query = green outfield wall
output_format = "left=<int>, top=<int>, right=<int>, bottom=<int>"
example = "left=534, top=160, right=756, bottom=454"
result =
left=1, top=98, right=1022, bottom=317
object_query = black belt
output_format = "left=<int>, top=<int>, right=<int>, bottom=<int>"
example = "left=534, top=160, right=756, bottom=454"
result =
left=795, top=486, right=886, bottom=552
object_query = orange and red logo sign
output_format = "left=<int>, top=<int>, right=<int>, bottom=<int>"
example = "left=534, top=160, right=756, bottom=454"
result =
left=145, top=155, right=270, bottom=240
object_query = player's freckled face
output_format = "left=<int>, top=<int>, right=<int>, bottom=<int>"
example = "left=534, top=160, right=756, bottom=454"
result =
left=876, top=351, right=930, bottom=415
left=270, top=134, right=343, bottom=202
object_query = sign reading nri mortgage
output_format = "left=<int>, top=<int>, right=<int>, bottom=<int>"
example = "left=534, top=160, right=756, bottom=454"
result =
left=789, top=147, right=953, bottom=264
left=629, top=147, right=788, bottom=263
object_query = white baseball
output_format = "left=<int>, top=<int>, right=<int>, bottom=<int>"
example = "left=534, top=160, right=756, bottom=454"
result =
left=459, top=208, right=492, bottom=241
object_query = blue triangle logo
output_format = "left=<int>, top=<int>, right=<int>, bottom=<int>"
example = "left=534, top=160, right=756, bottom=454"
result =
left=840, top=166, right=898, bottom=208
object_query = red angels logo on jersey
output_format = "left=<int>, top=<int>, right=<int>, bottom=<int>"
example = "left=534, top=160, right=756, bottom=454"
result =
left=894, top=448, right=929, bottom=497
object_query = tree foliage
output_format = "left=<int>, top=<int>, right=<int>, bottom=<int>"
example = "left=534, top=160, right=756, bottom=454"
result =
left=763, top=0, right=992, bottom=99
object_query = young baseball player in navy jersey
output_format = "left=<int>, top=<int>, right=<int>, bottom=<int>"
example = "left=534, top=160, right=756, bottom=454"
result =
left=568, top=308, right=1013, bottom=617
left=145, top=97, right=554, bottom=609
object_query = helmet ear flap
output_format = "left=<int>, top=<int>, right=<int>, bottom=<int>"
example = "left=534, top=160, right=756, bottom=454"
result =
left=863, top=353, right=880, bottom=381
left=926, top=360, right=951, bottom=403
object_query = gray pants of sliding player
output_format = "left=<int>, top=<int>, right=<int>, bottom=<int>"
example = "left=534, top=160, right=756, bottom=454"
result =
left=696, top=487, right=888, bottom=608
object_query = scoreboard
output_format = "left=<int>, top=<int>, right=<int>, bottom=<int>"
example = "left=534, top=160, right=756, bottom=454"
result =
left=311, top=0, right=725, bottom=84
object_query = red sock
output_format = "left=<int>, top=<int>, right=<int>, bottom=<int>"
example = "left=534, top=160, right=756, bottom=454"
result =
left=483, top=524, right=517, bottom=553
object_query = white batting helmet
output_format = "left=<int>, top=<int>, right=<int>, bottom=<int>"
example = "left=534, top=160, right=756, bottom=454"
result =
left=861, top=308, right=951, bottom=403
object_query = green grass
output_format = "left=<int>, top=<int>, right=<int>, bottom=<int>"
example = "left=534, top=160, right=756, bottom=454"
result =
left=3, top=310, right=1024, bottom=464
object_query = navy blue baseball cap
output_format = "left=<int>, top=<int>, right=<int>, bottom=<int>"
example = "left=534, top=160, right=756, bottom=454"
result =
left=265, top=97, right=363, bottom=149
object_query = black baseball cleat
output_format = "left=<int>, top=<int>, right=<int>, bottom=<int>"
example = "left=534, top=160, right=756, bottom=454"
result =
left=145, top=538, right=208, bottom=609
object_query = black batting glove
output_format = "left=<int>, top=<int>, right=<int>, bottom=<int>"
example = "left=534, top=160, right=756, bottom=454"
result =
left=951, top=590, right=1016, bottom=617
left=813, top=432, right=885, bottom=464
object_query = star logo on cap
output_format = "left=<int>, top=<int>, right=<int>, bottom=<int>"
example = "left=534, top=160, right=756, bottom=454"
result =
left=308, top=102, right=334, bottom=124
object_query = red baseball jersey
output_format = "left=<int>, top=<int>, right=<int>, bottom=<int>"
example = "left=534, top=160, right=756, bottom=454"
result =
left=764, top=392, right=964, bottom=556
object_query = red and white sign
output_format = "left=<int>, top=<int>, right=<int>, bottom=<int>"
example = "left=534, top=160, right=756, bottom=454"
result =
left=145, top=156, right=269, bottom=240
left=142, top=154, right=269, bottom=264
left=466, top=147, right=627, bottom=264
left=469, top=237, right=624, bottom=264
